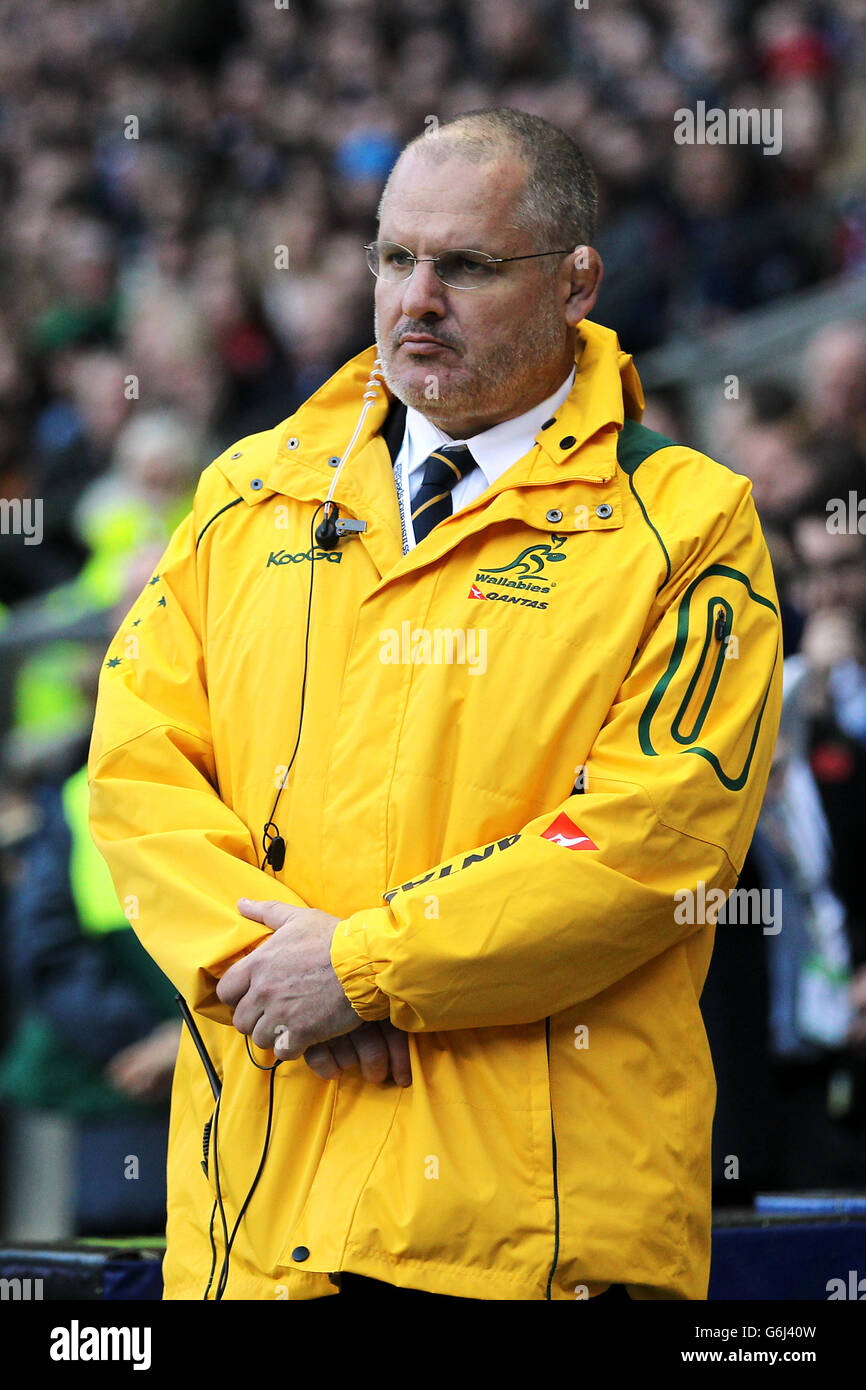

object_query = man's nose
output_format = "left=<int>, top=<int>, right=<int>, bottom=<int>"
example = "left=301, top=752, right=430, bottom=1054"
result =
left=399, top=259, right=448, bottom=319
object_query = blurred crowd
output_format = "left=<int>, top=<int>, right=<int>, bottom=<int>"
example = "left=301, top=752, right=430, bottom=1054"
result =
left=692, top=322, right=866, bottom=1202
left=0, top=0, right=865, bottom=608
left=0, top=0, right=864, bottom=1236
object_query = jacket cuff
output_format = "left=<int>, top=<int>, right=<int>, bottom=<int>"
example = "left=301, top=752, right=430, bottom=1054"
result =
left=330, top=908, right=392, bottom=1021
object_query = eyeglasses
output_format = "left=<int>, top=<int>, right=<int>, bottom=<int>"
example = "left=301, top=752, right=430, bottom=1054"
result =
left=364, top=240, right=573, bottom=290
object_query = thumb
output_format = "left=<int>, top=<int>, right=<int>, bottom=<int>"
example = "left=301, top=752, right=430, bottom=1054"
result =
left=237, top=897, right=296, bottom=930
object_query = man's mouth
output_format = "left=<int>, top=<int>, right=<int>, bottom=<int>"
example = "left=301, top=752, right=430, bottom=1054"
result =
left=397, top=334, right=457, bottom=354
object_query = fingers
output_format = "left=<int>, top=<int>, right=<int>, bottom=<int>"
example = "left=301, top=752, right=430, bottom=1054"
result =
left=304, top=1042, right=343, bottom=1081
left=252, top=1012, right=279, bottom=1052
left=328, top=1033, right=361, bottom=1070
left=226, top=989, right=263, bottom=1034
left=302, top=1023, right=412, bottom=1086
left=301, top=1037, right=364, bottom=1080
left=277, top=1024, right=314, bottom=1061
left=216, top=956, right=253, bottom=1008
left=379, top=1023, right=412, bottom=1086
left=314, top=1029, right=388, bottom=1084
left=349, top=1027, right=390, bottom=1084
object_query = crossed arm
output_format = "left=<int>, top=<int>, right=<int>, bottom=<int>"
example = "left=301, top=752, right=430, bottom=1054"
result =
left=219, top=897, right=412, bottom=1085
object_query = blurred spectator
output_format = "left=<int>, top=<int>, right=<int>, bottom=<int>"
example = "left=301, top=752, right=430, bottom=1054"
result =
left=0, top=754, right=179, bottom=1234
left=712, top=378, right=819, bottom=530
left=704, top=510, right=866, bottom=1202
left=72, top=408, right=203, bottom=610
left=0, top=552, right=184, bottom=1233
left=800, top=321, right=866, bottom=472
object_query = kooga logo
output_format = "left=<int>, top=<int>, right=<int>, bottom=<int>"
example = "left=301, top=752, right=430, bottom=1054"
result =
left=267, top=548, right=342, bottom=566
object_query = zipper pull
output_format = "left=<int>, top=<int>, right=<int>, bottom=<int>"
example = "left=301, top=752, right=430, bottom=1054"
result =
left=714, top=608, right=727, bottom=643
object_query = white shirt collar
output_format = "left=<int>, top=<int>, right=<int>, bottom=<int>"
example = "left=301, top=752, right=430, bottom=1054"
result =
left=402, top=365, right=576, bottom=489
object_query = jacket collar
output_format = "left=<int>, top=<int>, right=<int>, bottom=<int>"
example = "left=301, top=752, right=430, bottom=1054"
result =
left=213, top=319, right=646, bottom=506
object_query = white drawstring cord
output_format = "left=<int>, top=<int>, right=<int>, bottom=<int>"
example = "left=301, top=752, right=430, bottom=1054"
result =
left=322, top=358, right=385, bottom=517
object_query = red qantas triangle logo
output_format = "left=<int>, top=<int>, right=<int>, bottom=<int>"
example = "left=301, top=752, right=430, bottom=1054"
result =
left=468, top=583, right=488, bottom=600
left=541, top=813, right=598, bottom=851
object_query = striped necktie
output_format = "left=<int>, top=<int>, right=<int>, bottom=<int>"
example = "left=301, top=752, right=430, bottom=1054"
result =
left=411, top=443, right=477, bottom=544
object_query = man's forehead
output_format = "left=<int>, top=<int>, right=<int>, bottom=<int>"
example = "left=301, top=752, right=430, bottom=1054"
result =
left=379, top=144, right=529, bottom=246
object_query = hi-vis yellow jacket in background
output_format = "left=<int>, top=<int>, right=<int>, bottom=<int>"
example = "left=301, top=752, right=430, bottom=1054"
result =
left=88, top=319, right=782, bottom=1300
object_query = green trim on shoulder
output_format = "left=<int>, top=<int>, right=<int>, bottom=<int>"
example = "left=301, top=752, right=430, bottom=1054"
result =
left=616, top=418, right=674, bottom=589
left=616, top=417, right=676, bottom=477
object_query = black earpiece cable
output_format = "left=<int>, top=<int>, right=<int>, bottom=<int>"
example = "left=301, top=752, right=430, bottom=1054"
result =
left=203, top=1201, right=218, bottom=1300
left=182, top=459, right=369, bottom=1297
left=175, top=366, right=384, bottom=1298
left=193, top=505, right=329, bottom=1298
left=260, top=503, right=328, bottom=874
left=207, top=1040, right=283, bottom=1300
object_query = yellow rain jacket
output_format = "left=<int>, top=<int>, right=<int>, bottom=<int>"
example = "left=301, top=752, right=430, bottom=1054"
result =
left=88, top=319, right=782, bottom=1300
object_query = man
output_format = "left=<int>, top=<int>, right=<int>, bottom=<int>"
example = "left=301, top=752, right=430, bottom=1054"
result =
left=88, top=108, right=783, bottom=1301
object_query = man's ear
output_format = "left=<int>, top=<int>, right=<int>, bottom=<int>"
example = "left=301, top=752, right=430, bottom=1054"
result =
left=564, top=246, right=604, bottom=328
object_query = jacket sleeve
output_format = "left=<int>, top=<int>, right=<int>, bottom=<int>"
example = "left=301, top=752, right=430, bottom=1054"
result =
left=87, top=503, right=307, bottom=1026
left=330, top=477, right=784, bottom=1031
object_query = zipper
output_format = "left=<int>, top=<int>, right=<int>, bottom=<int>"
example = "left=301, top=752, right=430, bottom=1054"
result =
left=673, top=601, right=730, bottom=744
left=545, top=1015, right=560, bottom=1300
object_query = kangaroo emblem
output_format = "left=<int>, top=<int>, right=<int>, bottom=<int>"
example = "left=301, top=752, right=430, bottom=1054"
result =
left=482, top=537, right=568, bottom=577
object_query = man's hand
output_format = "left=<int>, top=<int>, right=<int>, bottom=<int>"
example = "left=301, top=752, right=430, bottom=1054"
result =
left=304, top=1020, right=412, bottom=1086
left=217, top=898, right=363, bottom=1060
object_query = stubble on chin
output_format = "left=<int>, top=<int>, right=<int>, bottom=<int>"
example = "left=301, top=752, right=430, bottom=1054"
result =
left=373, top=307, right=463, bottom=415
left=374, top=300, right=567, bottom=427
left=384, top=359, right=482, bottom=429
left=376, top=338, right=463, bottom=417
